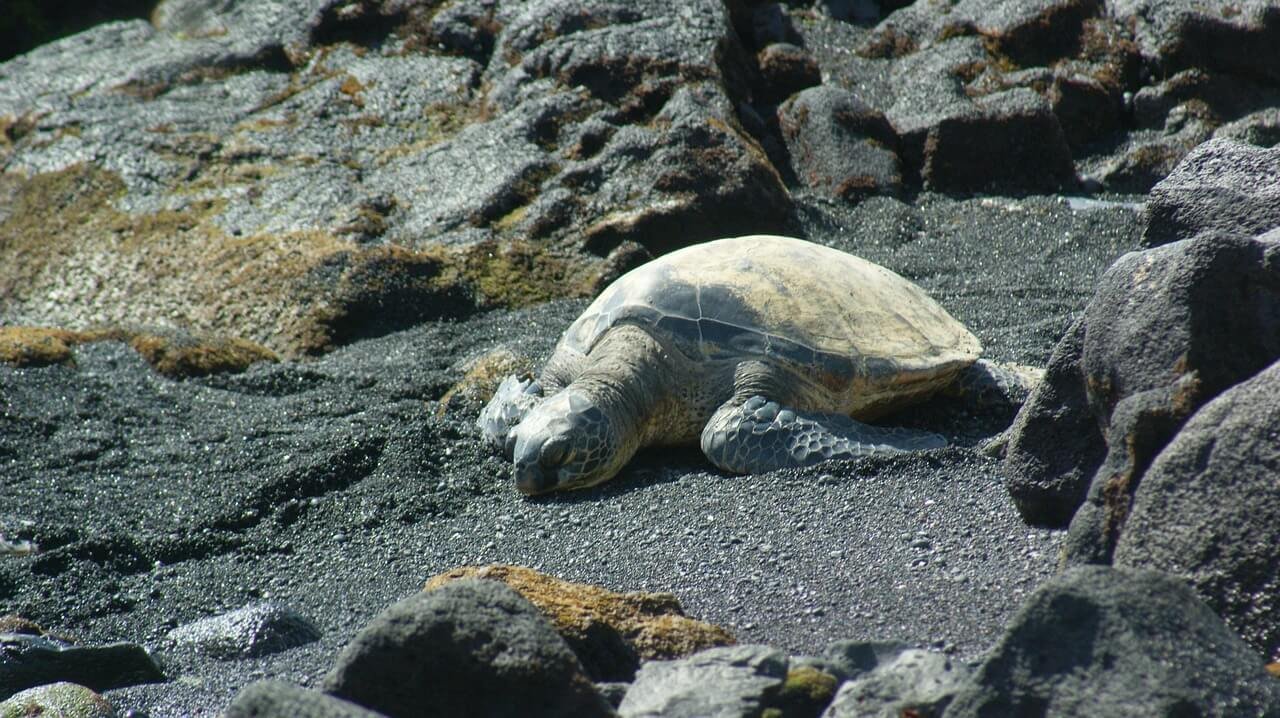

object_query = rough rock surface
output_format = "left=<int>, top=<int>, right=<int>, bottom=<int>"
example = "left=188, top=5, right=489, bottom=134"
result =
left=0, top=681, right=117, bottom=718
left=944, top=566, right=1280, bottom=716
left=1141, top=139, right=1280, bottom=247
left=821, top=647, right=968, bottom=718
left=777, top=85, right=903, bottom=200
left=0, top=632, right=163, bottom=700
left=224, top=680, right=386, bottom=718
left=161, top=602, right=320, bottom=660
left=322, top=579, right=612, bottom=718
left=1114, top=359, right=1280, bottom=663
left=425, top=564, right=734, bottom=681
left=618, top=644, right=788, bottom=718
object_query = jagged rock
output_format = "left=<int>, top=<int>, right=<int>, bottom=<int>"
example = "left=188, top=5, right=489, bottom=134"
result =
left=1114, top=358, right=1280, bottom=663
left=945, top=566, right=1280, bottom=715
left=1004, top=230, right=1280, bottom=535
left=922, top=87, right=1076, bottom=193
left=1066, top=232, right=1280, bottom=562
left=777, top=85, right=902, bottom=201
left=821, top=647, right=967, bottom=718
left=0, top=633, right=163, bottom=701
left=162, top=602, right=320, bottom=660
left=425, top=564, right=734, bottom=682
left=1141, top=138, right=1280, bottom=248
left=884, top=37, right=987, bottom=165
left=323, top=579, right=612, bottom=718
left=1047, top=68, right=1124, bottom=152
left=0, top=681, right=116, bottom=718
left=0, top=0, right=789, bottom=357
left=1130, top=69, right=1277, bottom=132
left=224, top=680, right=387, bottom=718
left=1215, top=107, right=1280, bottom=147
left=756, top=43, right=822, bottom=106
left=1082, top=124, right=1214, bottom=194
left=617, top=644, right=788, bottom=718
left=1108, top=0, right=1280, bottom=84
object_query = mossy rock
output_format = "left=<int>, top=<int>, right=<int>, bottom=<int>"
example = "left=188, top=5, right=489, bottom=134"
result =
left=0, top=327, right=83, bottom=367
left=762, top=665, right=840, bottom=718
left=127, top=332, right=279, bottom=378
left=437, top=347, right=537, bottom=418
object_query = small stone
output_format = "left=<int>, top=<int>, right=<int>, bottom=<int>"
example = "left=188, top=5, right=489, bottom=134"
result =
left=162, top=603, right=321, bottom=661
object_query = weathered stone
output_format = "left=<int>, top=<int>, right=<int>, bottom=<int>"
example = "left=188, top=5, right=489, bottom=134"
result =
left=809, top=640, right=912, bottom=683
left=1131, top=69, right=1276, bottom=132
left=1007, top=230, right=1280, bottom=539
left=1082, top=124, right=1213, bottom=194
left=1048, top=70, right=1123, bottom=151
left=0, top=681, right=116, bottom=718
left=821, top=648, right=967, bottom=718
left=1114, top=359, right=1280, bottom=662
left=224, top=680, right=387, bottom=718
left=162, top=602, right=320, bottom=660
left=884, top=37, right=987, bottom=165
left=425, top=564, right=734, bottom=682
left=778, top=85, right=902, bottom=201
left=1063, top=232, right=1280, bottom=564
left=945, top=566, right=1280, bottom=715
left=1141, top=138, right=1280, bottom=248
left=618, top=644, right=788, bottom=718
left=1215, top=107, right=1280, bottom=148
left=0, top=0, right=790, bottom=358
left=756, top=43, right=822, bottom=106
left=323, top=579, right=611, bottom=718
left=1109, top=0, right=1280, bottom=85
left=774, top=665, right=839, bottom=718
left=0, top=633, right=163, bottom=701
left=922, top=88, right=1076, bottom=193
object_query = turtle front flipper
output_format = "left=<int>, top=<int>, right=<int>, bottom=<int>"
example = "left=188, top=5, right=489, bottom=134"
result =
left=477, top=375, right=543, bottom=457
left=700, top=395, right=946, bottom=474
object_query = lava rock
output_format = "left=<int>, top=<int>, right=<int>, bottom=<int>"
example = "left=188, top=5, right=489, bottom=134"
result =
left=162, top=603, right=321, bottom=660
left=922, top=88, right=1077, bottom=194
left=1004, top=230, right=1280, bottom=538
left=224, top=680, right=388, bottom=718
left=617, top=644, right=788, bottom=718
left=0, top=633, right=163, bottom=701
left=424, top=564, right=734, bottom=682
left=1141, top=138, right=1280, bottom=248
left=322, top=579, right=612, bottom=718
left=0, top=681, right=116, bottom=718
left=1114, top=358, right=1280, bottom=663
left=1110, top=0, right=1280, bottom=85
left=756, top=43, right=822, bottom=106
left=821, top=647, right=967, bottom=718
left=778, top=85, right=903, bottom=201
left=944, top=566, right=1280, bottom=715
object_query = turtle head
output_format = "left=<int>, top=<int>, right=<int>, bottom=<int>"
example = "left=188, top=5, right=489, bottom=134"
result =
left=508, top=389, right=624, bottom=495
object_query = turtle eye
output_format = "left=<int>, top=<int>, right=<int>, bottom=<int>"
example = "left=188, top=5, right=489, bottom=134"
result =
left=540, top=437, right=570, bottom=467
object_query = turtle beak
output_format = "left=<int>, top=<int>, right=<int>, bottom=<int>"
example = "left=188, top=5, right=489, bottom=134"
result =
left=514, top=462, right=553, bottom=495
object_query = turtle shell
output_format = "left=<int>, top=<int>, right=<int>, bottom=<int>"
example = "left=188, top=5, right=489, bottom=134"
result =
left=560, top=235, right=980, bottom=408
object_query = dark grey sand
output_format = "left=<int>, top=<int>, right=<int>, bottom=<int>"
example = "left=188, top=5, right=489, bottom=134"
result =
left=0, top=193, right=1142, bottom=715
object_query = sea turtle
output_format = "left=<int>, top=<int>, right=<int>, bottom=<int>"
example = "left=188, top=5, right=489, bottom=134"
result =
left=478, top=234, right=982, bottom=495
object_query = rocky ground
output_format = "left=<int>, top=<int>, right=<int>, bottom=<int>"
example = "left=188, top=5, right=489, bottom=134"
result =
left=1, top=1, right=1279, bottom=716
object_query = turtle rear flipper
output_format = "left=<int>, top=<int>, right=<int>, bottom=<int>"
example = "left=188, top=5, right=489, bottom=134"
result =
left=699, top=395, right=946, bottom=475
left=477, top=375, right=543, bottom=457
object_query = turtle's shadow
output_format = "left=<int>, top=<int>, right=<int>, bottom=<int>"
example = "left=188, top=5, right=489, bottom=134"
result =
left=522, top=447, right=713, bottom=504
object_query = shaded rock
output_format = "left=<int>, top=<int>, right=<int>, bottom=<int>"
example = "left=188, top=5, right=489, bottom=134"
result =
left=1082, top=124, right=1213, bottom=194
left=756, top=43, right=822, bottom=106
left=162, top=602, right=320, bottom=660
left=1215, top=107, right=1280, bottom=148
left=775, top=665, right=840, bottom=718
left=618, top=644, right=788, bottom=718
left=923, top=88, right=1076, bottom=194
left=224, top=680, right=387, bottom=718
left=822, top=648, right=968, bottom=718
left=944, top=566, right=1280, bottom=715
left=0, top=633, right=163, bottom=701
left=778, top=85, right=902, bottom=201
left=1006, top=230, right=1280, bottom=540
left=884, top=37, right=988, bottom=166
left=0, top=617, right=41, bottom=636
left=1045, top=67, right=1124, bottom=151
left=323, top=579, right=611, bottom=718
left=425, top=564, right=734, bottom=682
left=1130, top=69, right=1276, bottom=132
left=596, top=681, right=631, bottom=710
left=805, top=640, right=912, bottom=683
left=1114, top=359, right=1280, bottom=662
left=1141, top=139, right=1280, bottom=248
left=1109, top=0, right=1280, bottom=85
left=0, top=681, right=116, bottom=718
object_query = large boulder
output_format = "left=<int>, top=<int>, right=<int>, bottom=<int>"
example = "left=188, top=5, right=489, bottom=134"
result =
left=1141, top=139, right=1280, bottom=247
left=777, top=85, right=903, bottom=201
left=424, top=564, right=734, bottom=682
left=322, top=579, right=612, bottom=718
left=1109, top=0, right=1280, bottom=85
left=1114, top=358, right=1280, bottom=663
left=944, top=566, right=1280, bottom=716
left=617, top=644, right=788, bottom=718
